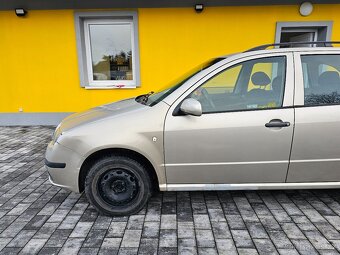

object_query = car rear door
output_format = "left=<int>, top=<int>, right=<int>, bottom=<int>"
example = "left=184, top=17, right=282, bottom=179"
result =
left=287, top=51, right=340, bottom=182
left=164, top=53, right=295, bottom=186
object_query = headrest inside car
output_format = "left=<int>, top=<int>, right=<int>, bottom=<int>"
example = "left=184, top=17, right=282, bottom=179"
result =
left=251, top=71, right=271, bottom=86
left=318, top=71, right=340, bottom=87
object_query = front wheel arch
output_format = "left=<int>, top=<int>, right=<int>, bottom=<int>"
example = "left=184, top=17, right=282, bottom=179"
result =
left=78, top=148, right=159, bottom=193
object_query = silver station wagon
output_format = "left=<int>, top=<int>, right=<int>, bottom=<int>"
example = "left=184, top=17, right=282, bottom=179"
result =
left=46, top=42, right=340, bottom=216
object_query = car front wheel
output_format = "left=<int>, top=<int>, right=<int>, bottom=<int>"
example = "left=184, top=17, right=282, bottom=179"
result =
left=85, top=156, right=152, bottom=216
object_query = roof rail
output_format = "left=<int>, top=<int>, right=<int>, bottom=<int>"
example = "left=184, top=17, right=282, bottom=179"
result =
left=246, top=41, right=340, bottom=52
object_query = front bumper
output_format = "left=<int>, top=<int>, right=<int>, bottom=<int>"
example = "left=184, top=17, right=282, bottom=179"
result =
left=45, top=159, right=66, bottom=169
left=45, top=141, right=84, bottom=193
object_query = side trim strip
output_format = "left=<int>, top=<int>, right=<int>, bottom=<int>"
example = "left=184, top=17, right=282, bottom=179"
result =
left=159, top=184, right=167, bottom=191
left=163, top=158, right=340, bottom=167
left=163, top=160, right=288, bottom=167
left=45, top=159, right=66, bottom=169
left=165, top=182, right=340, bottom=191
left=290, top=158, right=340, bottom=163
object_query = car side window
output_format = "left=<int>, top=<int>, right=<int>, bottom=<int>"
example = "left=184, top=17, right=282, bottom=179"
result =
left=189, top=56, right=286, bottom=113
left=301, top=55, right=340, bottom=106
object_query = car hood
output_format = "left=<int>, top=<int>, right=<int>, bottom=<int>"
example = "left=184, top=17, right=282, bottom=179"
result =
left=57, top=98, right=145, bottom=133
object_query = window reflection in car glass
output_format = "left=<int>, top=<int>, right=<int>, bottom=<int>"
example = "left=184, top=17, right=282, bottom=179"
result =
left=302, top=55, right=340, bottom=106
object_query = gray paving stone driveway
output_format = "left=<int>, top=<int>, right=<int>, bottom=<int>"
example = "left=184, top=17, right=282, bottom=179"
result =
left=1, top=127, right=340, bottom=255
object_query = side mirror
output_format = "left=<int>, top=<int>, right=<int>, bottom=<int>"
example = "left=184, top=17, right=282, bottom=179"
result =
left=180, top=98, right=202, bottom=116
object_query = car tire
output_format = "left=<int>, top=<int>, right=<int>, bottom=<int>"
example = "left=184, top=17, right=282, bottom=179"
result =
left=85, top=156, right=152, bottom=216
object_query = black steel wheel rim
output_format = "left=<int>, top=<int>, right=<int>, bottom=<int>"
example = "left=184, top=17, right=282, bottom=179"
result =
left=98, top=168, right=139, bottom=206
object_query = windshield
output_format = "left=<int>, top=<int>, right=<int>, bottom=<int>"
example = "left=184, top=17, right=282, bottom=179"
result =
left=139, top=58, right=224, bottom=106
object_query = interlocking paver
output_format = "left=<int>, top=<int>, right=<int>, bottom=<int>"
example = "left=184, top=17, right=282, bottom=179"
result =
left=291, top=239, right=318, bottom=255
left=268, top=230, right=294, bottom=250
left=100, top=237, right=121, bottom=252
left=138, top=238, right=158, bottom=255
left=78, top=247, right=99, bottom=255
left=58, top=237, right=84, bottom=255
left=215, top=239, right=237, bottom=254
left=315, top=222, right=340, bottom=240
left=211, top=221, right=231, bottom=239
left=304, top=230, right=333, bottom=250
left=0, top=238, right=12, bottom=251
left=70, top=222, right=93, bottom=238
left=7, top=230, right=36, bottom=248
left=193, top=214, right=211, bottom=229
left=142, top=221, right=160, bottom=238
left=19, top=238, right=47, bottom=255
left=45, top=229, right=72, bottom=248
left=247, top=222, right=269, bottom=239
left=178, top=221, right=195, bottom=239
left=277, top=248, right=299, bottom=255
left=160, top=214, right=176, bottom=229
left=178, top=238, right=196, bottom=254
left=93, top=215, right=112, bottom=230
left=3, top=126, right=340, bottom=254
left=197, top=247, right=218, bottom=255
left=107, top=221, right=128, bottom=237
left=120, top=230, right=142, bottom=248
left=231, top=229, right=255, bottom=248
left=253, top=238, right=279, bottom=254
left=195, top=229, right=215, bottom=248
left=226, top=214, right=247, bottom=229
left=237, top=248, right=259, bottom=255
left=159, top=229, right=177, bottom=248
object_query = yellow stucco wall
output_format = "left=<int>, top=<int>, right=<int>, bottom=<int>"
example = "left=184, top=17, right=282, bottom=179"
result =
left=0, top=5, right=339, bottom=113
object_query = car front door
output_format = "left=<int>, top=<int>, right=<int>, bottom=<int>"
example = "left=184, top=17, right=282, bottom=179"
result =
left=164, top=53, right=295, bottom=186
left=287, top=52, right=340, bottom=182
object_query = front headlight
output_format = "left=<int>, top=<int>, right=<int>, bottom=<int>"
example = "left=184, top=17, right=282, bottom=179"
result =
left=52, top=124, right=63, bottom=143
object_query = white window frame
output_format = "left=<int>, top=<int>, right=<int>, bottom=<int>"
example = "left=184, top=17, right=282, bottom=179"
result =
left=75, top=11, right=140, bottom=89
left=84, top=19, right=136, bottom=87
left=275, top=21, right=333, bottom=46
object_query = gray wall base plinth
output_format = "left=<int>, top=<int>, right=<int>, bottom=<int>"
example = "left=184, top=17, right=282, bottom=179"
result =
left=0, top=113, right=73, bottom=126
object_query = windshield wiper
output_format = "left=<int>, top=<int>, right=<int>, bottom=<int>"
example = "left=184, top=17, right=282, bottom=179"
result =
left=135, top=91, right=154, bottom=104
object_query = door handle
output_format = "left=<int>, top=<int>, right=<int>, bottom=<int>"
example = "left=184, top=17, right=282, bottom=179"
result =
left=265, top=119, right=290, bottom=128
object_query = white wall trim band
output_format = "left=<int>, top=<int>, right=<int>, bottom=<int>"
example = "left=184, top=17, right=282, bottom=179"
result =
left=0, top=113, right=73, bottom=126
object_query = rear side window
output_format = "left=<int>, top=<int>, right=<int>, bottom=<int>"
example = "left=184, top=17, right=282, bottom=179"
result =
left=301, top=55, right=340, bottom=106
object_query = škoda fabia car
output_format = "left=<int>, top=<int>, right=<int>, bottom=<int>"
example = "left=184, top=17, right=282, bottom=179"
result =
left=46, top=42, right=340, bottom=215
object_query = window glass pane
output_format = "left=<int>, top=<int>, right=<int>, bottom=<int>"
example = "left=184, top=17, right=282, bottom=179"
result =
left=201, top=65, right=241, bottom=94
left=301, top=55, right=340, bottom=106
left=146, top=58, right=224, bottom=106
left=189, top=56, right=286, bottom=113
left=89, top=23, right=133, bottom=81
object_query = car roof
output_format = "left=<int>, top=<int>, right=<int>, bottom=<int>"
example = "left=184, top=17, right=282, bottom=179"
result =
left=220, top=46, right=340, bottom=59
left=220, top=40, right=340, bottom=58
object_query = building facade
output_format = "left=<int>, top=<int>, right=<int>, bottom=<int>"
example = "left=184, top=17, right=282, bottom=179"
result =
left=0, top=1, right=340, bottom=125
